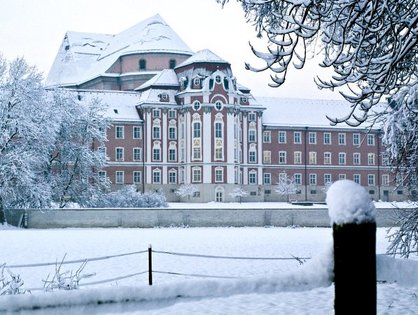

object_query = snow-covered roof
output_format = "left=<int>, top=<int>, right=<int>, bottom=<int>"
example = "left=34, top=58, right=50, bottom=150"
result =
left=74, top=90, right=141, bottom=122
left=177, top=49, right=230, bottom=69
left=46, top=14, right=193, bottom=87
left=258, top=97, right=375, bottom=129
left=136, top=69, right=179, bottom=91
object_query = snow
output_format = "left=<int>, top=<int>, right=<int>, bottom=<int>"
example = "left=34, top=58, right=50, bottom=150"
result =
left=176, top=49, right=230, bottom=68
left=46, top=14, right=193, bottom=87
left=257, top=97, right=384, bottom=128
left=0, top=227, right=417, bottom=314
left=326, top=180, right=376, bottom=225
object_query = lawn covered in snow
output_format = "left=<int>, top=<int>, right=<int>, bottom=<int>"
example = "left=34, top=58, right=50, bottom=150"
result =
left=1, top=226, right=417, bottom=314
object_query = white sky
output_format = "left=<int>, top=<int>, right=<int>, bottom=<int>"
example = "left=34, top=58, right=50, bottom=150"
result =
left=0, top=0, right=339, bottom=99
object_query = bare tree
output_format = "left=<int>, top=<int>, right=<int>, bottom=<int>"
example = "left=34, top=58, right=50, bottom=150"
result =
left=175, top=184, right=198, bottom=201
left=229, top=187, right=248, bottom=203
left=219, top=0, right=418, bottom=126
left=275, top=171, right=297, bottom=203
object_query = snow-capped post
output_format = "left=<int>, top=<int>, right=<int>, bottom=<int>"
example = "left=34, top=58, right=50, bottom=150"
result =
left=148, top=244, right=153, bottom=286
left=326, top=180, right=376, bottom=314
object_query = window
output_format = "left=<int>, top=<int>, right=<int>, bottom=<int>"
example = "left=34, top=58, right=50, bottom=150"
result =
left=193, top=78, right=200, bottom=87
left=153, top=109, right=160, bottom=118
left=153, top=126, right=160, bottom=139
left=264, top=173, right=272, bottom=185
left=249, top=129, right=256, bottom=142
left=169, top=148, right=176, bottom=161
left=382, top=174, right=390, bottom=186
left=263, top=131, right=271, bottom=143
left=309, top=173, right=317, bottom=185
left=248, top=113, right=256, bottom=121
left=115, top=126, right=124, bottom=139
left=294, top=151, right=302, bottom=164
left=133, top=171, right=142, bottom=184
left=294, top=173, right=302, bottom=185
left=278, top=131, right=287, bottom=143
left=115, top=171, right=124, bottom=184
left=309, top=132, right=317, bottom=144
left=278, top=151, right=287, bottom=164
left=168, top=126, right=177, bottom=140
left=249, top=171, right=257, bottom=184
left=353, top=153, right=361, bottom=165
left=338, top=152, right=346, bottom=165
left=153, top=169, right=161, bottom=184
left=249, top=150, right=256, bottom=163
left=193, top=147, right=201, bottom=160
left=169, top=170, right=177, bottom=184
left=215, top=101, right=223, bottom=111
left=339, top=174, right=347, bottom=180
left=367, top=134, right=375, bottom=146
left=323, top=132, right=331, bottom=145
left=193, top=101, right=201, bottom=111
left=98, top=171, right=107, bottom=182
left=368, top=153, right=375, bottom=165
left=193, top=122, right=201, bottom=138
left=133, top=126, right=142, bottom=139
left=353, top=133, right=360, bottom=146
left=215, top=168, right=223, bottom=182
left=263, top=151, right=271, bottom=164
left=294, top=131, right=302, bottom=144
left=324, top=174, right=332, bottom=185
left=153, top=147, right=160, bottom=161
left=159, top=93, right=169, bottom=102
left=215, top=122, right=223, bottom=138
left=368, top=174, right=375, bottom=186
left=139, top=59, right=146, bottom=70
left=324, top=152, right=332, bottom=165
left=215, top=147, right=223, bottom=160
left=115, top=147, right=124, bottom=161
left=309, top=151, right=317, bottom=164
left=215, top=187, right=224, bottom=202
left=168, top=110, right=176, bottom=119
left=338, top=133, right=346, bottom=145
left=192, top=168, right=201, bottom=182
left=169, top=59, right=176, bottom=69
left=133, top=148, right=142, bottom=161
left=353, top=174, right=361, bottom=184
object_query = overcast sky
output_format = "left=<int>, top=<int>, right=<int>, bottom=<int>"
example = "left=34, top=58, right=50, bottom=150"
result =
left=0, top=0, right=339, bottom=99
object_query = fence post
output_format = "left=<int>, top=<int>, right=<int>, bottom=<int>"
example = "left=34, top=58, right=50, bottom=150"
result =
left=148, top=244, right=153, bottom=286
left=326, top=180, right=376, bottom=315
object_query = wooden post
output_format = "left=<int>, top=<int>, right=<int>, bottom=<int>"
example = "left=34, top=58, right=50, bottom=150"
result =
left=148, top=244, right=153, bottom=286
left=326, top=180, right=377, bottom=315
left=333, top=222, right=376, bottom=314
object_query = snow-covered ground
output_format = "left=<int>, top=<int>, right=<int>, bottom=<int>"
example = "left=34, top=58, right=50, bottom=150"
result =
left=1, top=226, right=417, bottom=314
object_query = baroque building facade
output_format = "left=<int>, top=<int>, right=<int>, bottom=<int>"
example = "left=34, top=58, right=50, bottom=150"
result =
left=46, top=14, right=403, bottom=203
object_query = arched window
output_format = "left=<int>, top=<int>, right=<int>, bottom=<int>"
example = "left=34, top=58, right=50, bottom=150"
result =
left=215, top=186, right=224, bottom=202
left=139, top=59, right=146, bottom=70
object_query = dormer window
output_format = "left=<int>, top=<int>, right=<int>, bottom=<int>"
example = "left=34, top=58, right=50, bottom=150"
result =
left=139, top=59, right=146, bottom=71
left=215, top=75, right=221, bottom=83
left=169, top=59, right=176, bottom=69
left=193, top=78, right=201, bottom=89
left=240, top=97, right=248, bottom=104
left=159, top=93, right=169, bottom=102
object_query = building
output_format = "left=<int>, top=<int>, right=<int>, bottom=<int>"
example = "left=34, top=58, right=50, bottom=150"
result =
left=46, top=14, right=403, bottom=203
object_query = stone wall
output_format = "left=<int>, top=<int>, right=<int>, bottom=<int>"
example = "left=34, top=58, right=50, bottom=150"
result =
left=18, top=207, right=399, bottom=229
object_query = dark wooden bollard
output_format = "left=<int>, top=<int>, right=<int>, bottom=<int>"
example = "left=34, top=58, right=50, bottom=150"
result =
left=333, top=222, right=376, bottom=314
left=326, top=180, right=377, bottom=315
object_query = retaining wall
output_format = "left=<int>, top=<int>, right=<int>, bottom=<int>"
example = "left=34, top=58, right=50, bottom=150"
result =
left=13, top=207, right=401, bottom=229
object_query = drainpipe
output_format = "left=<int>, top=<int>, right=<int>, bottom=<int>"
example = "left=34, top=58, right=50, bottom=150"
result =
left=304, top=127, right=308, bottom=201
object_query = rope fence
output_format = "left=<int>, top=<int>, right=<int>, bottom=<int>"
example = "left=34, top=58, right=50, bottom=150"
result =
left=2, top=246, right=311, bottom=292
